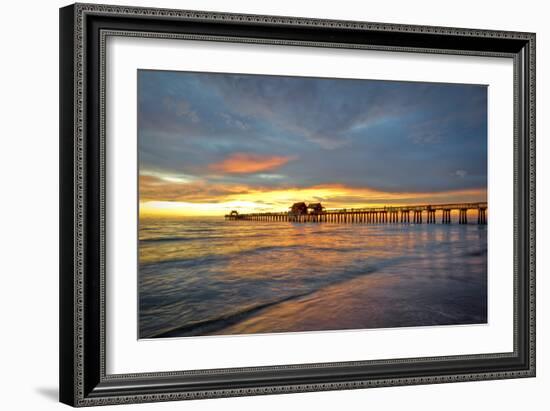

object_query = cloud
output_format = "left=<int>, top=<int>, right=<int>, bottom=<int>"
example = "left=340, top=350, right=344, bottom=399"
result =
left=409, top=127, right=442, bottom=144
left=139, top=175, right=252, bottom=203
left=139, top=173, right=487, bottom=217
left=140, top=169, right=197, bottom=184
left=453, top=169, right=468, bottom=178
left=138, top=70, right=487, bottom=195
left=140, top=175, right=486, bottom=207
left=220, top=113, right=249, bottom=130
left=162, top=96, right=199, bottom=123
left=208, top=153, right=295, bottom=174
left=256, top=174, right=286, bottom=180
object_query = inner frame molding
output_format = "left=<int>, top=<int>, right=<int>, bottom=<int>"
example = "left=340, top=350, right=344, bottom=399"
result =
left=59, top=3, right=535, bottom=407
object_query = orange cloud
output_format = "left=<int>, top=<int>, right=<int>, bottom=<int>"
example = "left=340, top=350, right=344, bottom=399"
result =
left=208, top=153, right=294, bottom=174
left=139, top=175, right=251, bottom=203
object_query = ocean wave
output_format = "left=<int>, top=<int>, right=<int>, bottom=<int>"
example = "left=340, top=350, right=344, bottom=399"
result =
left=148, top=292, right=311, bottom=338
left=140, top=235, right=222, bottom=243
left=139, top=242, right=368, bottom=270
left=140, top=244, right=302, bottom=271
left=144, top=261, right=387, bottom=338
left=140, top=232, right=278, bottom=243
left=464, top=248, right=488, bottom=257
left=138, top=222, right=488, bottom=338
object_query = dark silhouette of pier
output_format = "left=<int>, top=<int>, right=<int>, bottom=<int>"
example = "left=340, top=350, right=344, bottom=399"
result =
left=225, top=202, right=487, bottom=225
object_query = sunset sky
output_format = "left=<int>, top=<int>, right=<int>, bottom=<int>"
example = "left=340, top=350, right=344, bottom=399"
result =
left=138, top=70, right=487, bottom=217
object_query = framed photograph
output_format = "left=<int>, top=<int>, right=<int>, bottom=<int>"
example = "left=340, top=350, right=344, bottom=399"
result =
left=59, top=3, right=535, bottom=407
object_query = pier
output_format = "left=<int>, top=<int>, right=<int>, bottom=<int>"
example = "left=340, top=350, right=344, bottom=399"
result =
left=225, top=202, right=488, bottom=225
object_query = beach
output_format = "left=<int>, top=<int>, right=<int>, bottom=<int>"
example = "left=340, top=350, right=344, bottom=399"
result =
left=139, top=218, right=487, bottom=339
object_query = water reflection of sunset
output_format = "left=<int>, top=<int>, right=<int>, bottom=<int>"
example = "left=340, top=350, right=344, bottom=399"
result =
left=139, top=219, right=487, bottom=338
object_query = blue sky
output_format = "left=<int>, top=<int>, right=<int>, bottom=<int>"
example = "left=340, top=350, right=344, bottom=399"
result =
left=138, top=70, right=487, bottom=215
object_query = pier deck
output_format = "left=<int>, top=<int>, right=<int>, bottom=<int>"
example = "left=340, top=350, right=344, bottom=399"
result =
left=225, top=202, right=487, bottom=224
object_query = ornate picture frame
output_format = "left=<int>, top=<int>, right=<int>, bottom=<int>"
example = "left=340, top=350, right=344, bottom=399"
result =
left=59, top=3, right=535, bottom=407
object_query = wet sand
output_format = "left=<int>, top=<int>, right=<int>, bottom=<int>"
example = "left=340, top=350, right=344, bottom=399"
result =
left=213, top=263, right=487, bottom=336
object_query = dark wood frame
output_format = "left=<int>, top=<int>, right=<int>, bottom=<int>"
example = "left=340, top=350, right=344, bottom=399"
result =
left=60, top=3, right=536, bottom=407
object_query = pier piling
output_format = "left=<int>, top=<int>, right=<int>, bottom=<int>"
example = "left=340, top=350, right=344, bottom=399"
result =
left=225, top=202, right=487, bottom=225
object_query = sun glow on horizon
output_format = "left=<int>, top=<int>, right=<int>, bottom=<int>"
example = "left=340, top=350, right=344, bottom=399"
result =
left=139, top=184, right=487, bottom=218
left=140, top=200, right=263, bottom=218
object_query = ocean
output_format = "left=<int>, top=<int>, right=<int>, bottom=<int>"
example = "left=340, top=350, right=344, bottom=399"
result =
left=138, top=218, right=487, bottom=339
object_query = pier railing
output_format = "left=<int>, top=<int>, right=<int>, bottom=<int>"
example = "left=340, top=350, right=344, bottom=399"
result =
left=225, top=202, right=487, bottom=224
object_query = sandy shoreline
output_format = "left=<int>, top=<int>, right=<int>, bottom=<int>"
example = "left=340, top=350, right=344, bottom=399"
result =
left=206, top=266, right=487, bottom=336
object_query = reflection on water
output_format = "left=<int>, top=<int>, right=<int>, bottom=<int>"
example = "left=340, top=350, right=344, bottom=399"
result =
left=139, top=217, right=487, bottom=338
